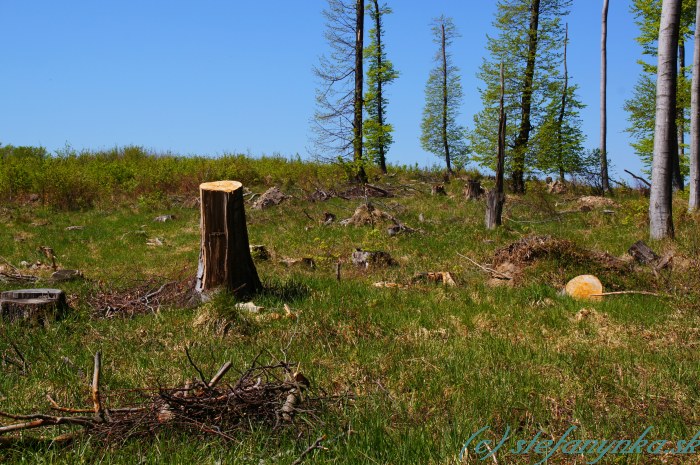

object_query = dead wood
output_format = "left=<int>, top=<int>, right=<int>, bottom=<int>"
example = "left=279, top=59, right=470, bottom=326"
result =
left=0, top=351, right=324, bottom=445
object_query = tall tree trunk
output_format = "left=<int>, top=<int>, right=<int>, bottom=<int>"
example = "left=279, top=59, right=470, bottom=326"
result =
left=690, top=0, right=700, bottom=211
left=512, top=0, right=540, bottom=194
left=649, top=0, right=680, bottom=240
left=441, top=22, right=452, bottom=175
left=673, top=41, right=685, bottom=191
left=486, top=63, right=507, bottom=230
left=372, top=0, right=387, bottom=174
left=557, top=23, right=569, bottom=182
left=354, top=0, right=367, bottom=183
left=600, top=0, right=611, bottom=193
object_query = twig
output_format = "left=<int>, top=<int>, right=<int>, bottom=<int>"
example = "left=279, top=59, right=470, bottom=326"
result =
left=208, top=362, right=232, bottom=389
left=92, top=352, right=104, bottom=421
left=291, top=435, right=326, bottom=465
left=457, top=253, right=512, bottom=280
left=185, top=346, right=209, bottom=389
left=590, top=291, right=666, bottom=297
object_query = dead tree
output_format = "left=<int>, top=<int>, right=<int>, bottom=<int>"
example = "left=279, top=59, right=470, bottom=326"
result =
left=486, top=63, right=507, bottom=229
left=600, top=0, right=611, bottom=193
left=195, top=181, right=262, bottom=298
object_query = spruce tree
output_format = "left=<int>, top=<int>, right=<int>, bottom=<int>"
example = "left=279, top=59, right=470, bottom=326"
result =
left=364, top=0, right=398, bottom=174
left=469, top=0, right=572, bottom=191
left=420, top=15, right=468, bottom=175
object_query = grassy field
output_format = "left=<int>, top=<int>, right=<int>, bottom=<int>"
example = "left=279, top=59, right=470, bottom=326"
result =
left=0, top=151, right=699, bottom=464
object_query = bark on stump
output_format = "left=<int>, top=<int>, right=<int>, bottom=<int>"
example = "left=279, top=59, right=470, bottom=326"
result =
left=485, top=189, right=506, bottom=229
left=0, top=288, right=67, bottom=325
left=195, top=181, right=262, bottom=298
left=464, top=179, right=484, bottom=200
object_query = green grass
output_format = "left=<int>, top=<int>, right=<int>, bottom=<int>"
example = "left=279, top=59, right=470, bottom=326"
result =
left=1, top=157, right=699, bottom=464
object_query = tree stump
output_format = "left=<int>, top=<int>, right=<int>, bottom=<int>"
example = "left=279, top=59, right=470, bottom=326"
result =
left=464, top=179, right=484, bottom=200
left=0, top=288, right=68, bottom=325
left=485, top=189, right=506, bottom=229
left=195, top=181, right=262, bottom=298
left=628, top=240, right=659, bottom=264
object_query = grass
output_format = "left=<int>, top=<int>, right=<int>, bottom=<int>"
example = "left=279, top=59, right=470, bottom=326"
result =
left=0, top=153, right=699, bottom=464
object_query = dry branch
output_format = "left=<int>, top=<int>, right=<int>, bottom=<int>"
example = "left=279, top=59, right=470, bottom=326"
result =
left=0, top=351, right=323, bottom=445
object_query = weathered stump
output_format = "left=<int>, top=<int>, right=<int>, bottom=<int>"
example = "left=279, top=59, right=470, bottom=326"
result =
left=0, top=288, right=68, bottom=324
left=628, top=240, right=659, bottom=264
left=195, top=181, right=262, bottom=298
left=485, top=189, right=506, bottom=229
left=464, top=179, right=484, bottom=200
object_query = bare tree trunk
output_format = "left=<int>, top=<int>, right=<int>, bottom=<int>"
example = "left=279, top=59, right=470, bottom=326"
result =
left=486, top=63, right=507, bottom=230
left=557, top=23, right=569, bottom=182
left=372, top=0, right=387, bottom=174
left=673, top=41, right=686, bottom=191
left=600, top=0, right=611, bottom=193
left=196, top=181, right=262, bottom=297
left=353, top=0, right=367, bottom=183
left=649, top=0, right=681, bottom=240
left=441, top=22, right=452, bottom=175
left=690, top=0, right=700, bottom=211
left=512, top=0, right=540, bottom=194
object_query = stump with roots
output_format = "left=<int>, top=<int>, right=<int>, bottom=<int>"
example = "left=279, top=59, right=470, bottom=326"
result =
left=195, top=181, right=262, bottom=298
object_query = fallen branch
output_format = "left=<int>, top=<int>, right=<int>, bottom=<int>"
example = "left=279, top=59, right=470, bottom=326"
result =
left=624, top=170, right=652, bottom=188
left=291, top=435, right=327, bottom=465
left=457, top=253, right=512, bottom=280
left=590, top=291, right=667, bottom=297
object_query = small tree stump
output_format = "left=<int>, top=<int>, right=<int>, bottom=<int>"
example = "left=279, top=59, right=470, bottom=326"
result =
left=628, top=240, right=659, bottom=264
left=195, top=181, right=262, bottom=298
left=0, top=288, right=68, bottom=325
left=464, top=179, right=484, bottom=200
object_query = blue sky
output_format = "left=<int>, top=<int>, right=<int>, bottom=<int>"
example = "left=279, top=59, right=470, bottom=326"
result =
left=0, top=1, right=654, bottom=179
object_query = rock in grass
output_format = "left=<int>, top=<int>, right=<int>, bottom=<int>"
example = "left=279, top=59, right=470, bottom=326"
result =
left=565, top=275, right=603, bottom=301
left=252, top=187, right=288, bottom=210
left=153, top=215, right=175, bottom=222
left=351, top=249, right=397, bottom=268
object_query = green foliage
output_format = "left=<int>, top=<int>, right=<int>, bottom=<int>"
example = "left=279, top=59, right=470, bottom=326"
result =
left=625, top=0, right=694, bottom=174
left=420, top=16, right=469, bottom=171
left=469, top=0, right=572, bottom=180
left=363, top=1, right=398, bottom=171
left=530, top=82, right=587, bottom=178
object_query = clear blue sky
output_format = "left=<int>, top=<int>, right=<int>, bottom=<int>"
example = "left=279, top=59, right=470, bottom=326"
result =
left=0, top=1, right=655, bottom=179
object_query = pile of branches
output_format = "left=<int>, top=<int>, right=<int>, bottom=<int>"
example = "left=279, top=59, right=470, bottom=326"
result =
left=493, top=235, right=627, bottom=270
left=0, top=351, right=321, bottom=444
left=87, top=275, right=196, bottom=317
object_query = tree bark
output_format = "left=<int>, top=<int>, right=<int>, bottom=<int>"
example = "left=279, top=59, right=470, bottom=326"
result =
left=0, top=288, right=67, bottom=324
left=195, top=181, right=262, bottom=297
left=486, top=62, right=507, bottom=230
left=557, top=23, right=569, bottom=182
left=372, top=0, right=387, bottom=174
left=690, top=0, right=700, bottom=210
left=600, top=0, right=611, bottom=193
left=441, top=22, right=452, bottom=175
left=649, top=0, right=680, bottom=240
left=512, top=0, right=540, bottom=194
left=674, top=40, right=686, bottom=191
left=353, top=0, right=367, bottom=183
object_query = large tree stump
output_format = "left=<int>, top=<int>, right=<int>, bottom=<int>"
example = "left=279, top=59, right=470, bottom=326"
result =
left=0, top=288, right=68, bottom=325
left=464, top=179, right=484, bottom=200
left=195, top=181, right=262, bottom=298
left=485, top=189, right=506, bottom=229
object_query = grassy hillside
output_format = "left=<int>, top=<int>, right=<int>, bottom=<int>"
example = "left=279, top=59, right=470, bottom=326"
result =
left=0, top=148, right=699, bottom=464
